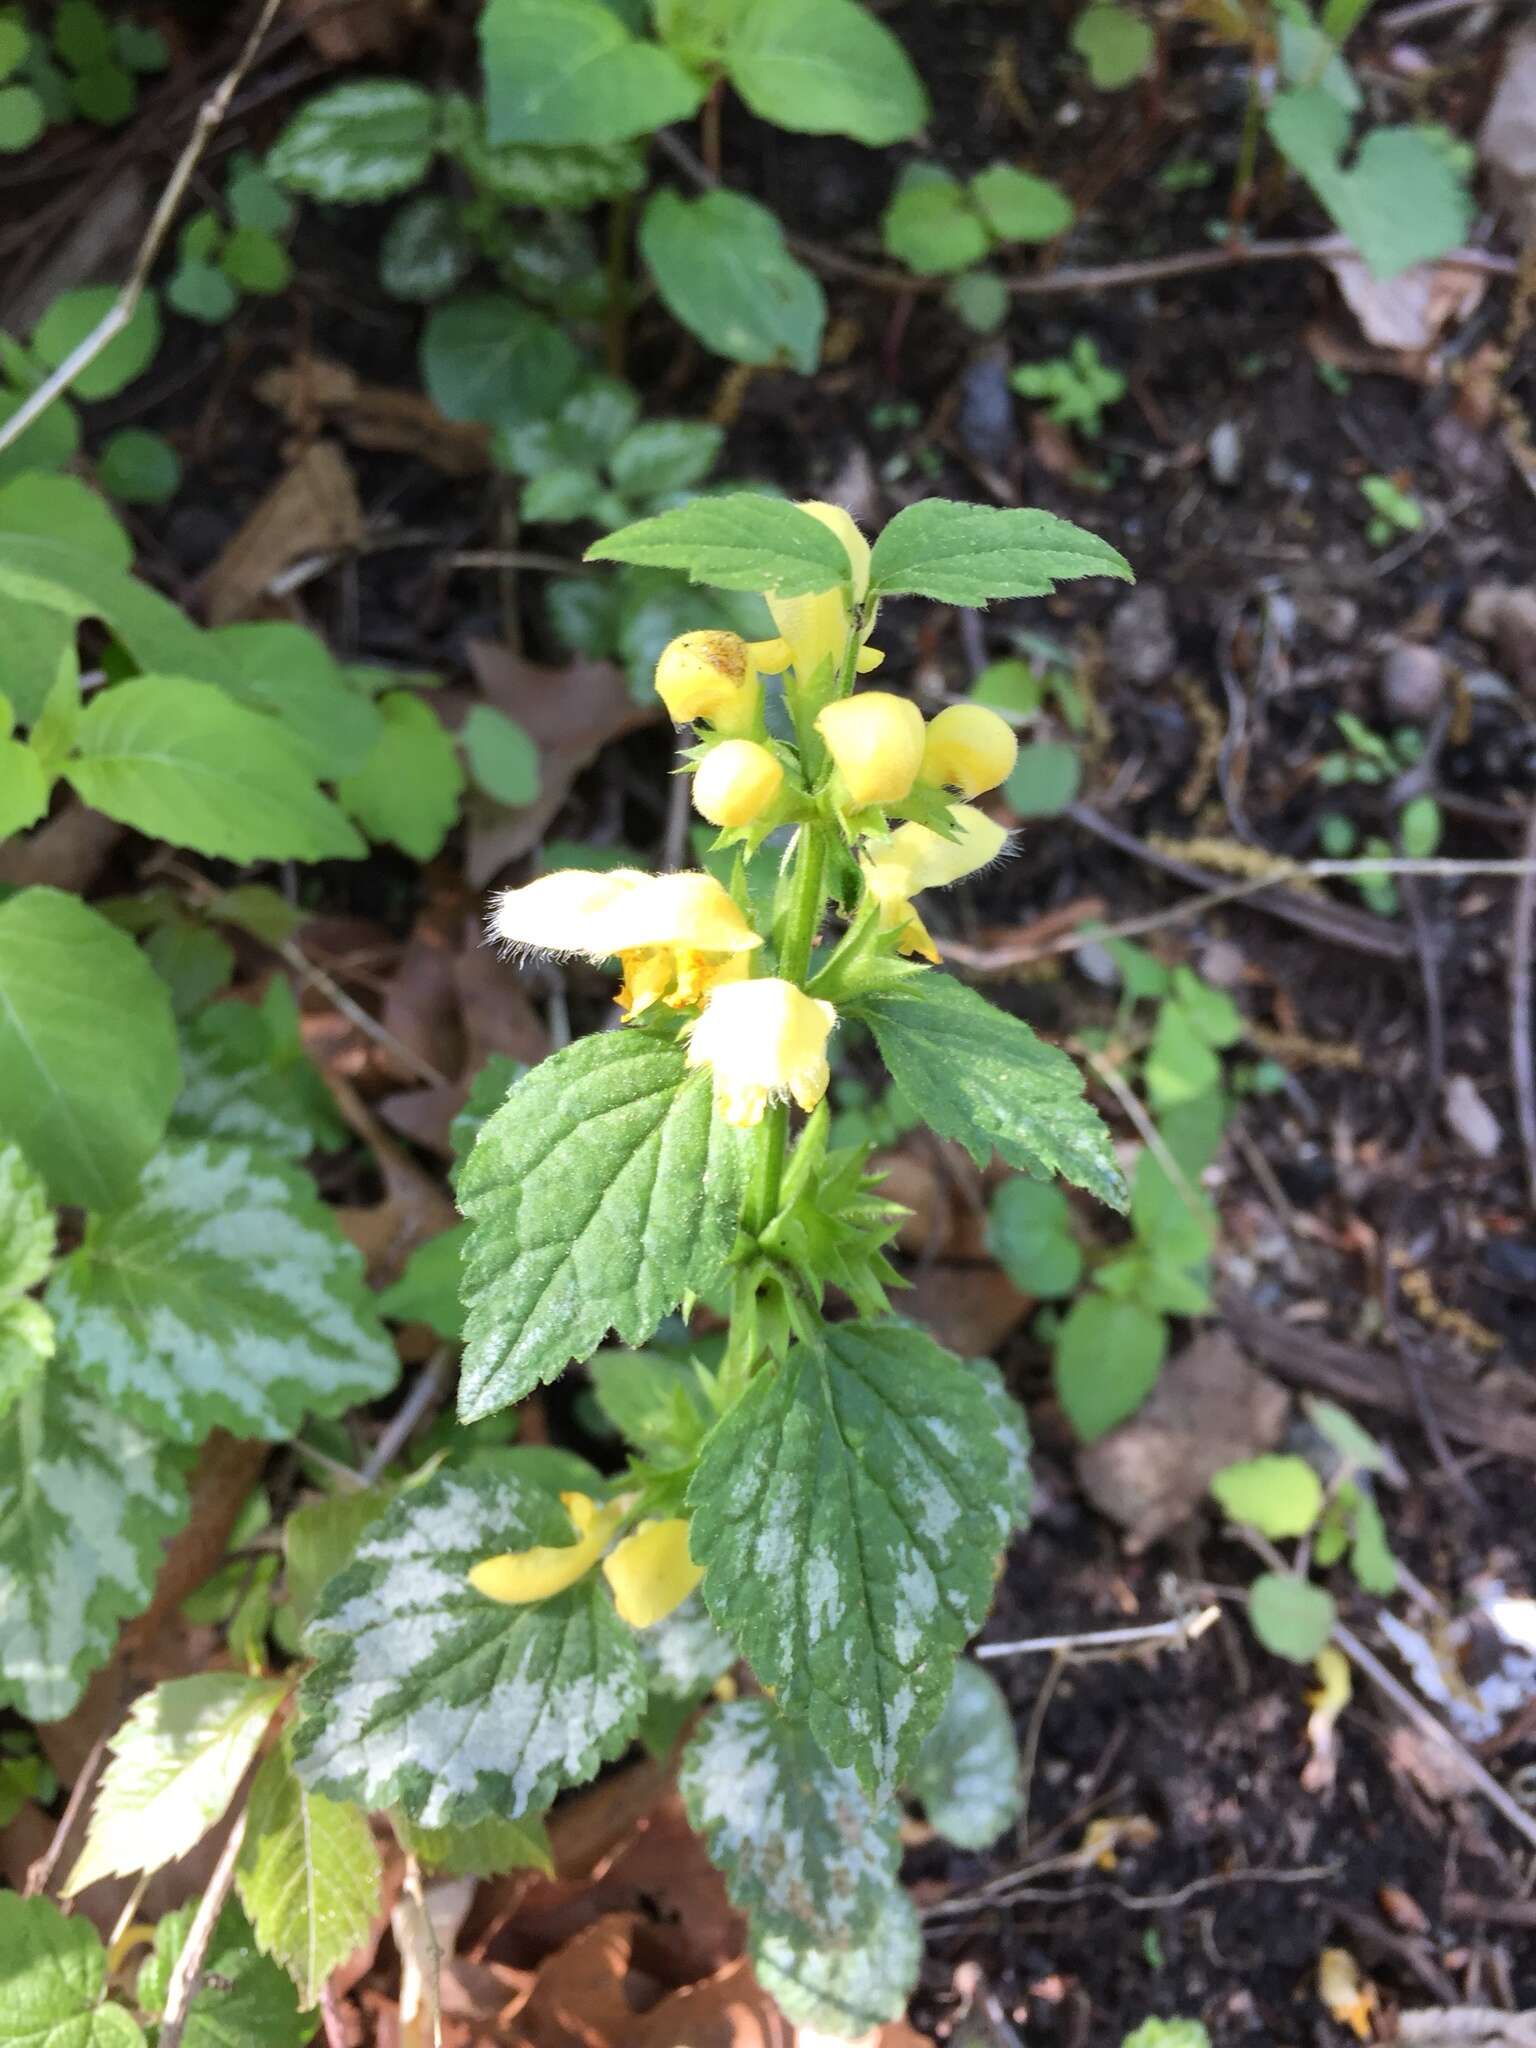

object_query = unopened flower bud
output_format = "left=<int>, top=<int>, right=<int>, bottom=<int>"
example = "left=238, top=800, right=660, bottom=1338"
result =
left=693, top=739, right=784, bottom=829
left=920, top=703, right=1018, bottom=799
left=602, top=1519, right=703, bottom=1628
left=655, top=630, right=758, bottom=733
left=815, top=691, right=925, bottom=807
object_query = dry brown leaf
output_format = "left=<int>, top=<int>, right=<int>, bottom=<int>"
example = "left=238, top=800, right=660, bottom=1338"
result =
left=1076, top=1330, right=1288, bottom=1550
left=290, top=0, right=429, bottom=63
left=256, top=356, right=493, bottom=475
left=628, top=1957, right=793, bottom=2048
left=904, top=1261, right=1031, bottom=1355
left=201, top=440, right=362, bottom=623
left=1323, top=251, right=1486, bottom=358
left=463, top=643, right=659, bottom=885
left=516, top=1913, right=655, bottom=2048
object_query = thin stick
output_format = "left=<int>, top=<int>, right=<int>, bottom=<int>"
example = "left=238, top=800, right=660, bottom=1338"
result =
left=156, top=1795, right=255, bottom=2048
left=1083, top=1045, right=1206, bottom=1218
left=361, top=1348, right=452, bottom=1484
left=0, top=0, right=286, bottom=457
left=25, top=1731, right=108, bottom=1896
left=978, top=1607, right=1221, bottom=1660
left=276, top=937, right=451, bottom=1090
left=1511, top=799, right=1536, bottom=1211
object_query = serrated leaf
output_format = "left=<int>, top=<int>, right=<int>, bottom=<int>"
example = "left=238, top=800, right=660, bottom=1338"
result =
left=170, top=1000, right=328, bottom=1161
left=207, top=620, right=381, bottom=781
left=237, top=1740, right=383, bottom=2006
left=587, top=491, right=850, bottom=595
left=1210, top=1454, right=1323, bottom=1539
left=480, top=0, right=704, bottom=146
left=0, top=1141, right=53, bottom=1298
left=752, top=1884, right=920, bottom=2037
left=1248, top=1571, right=1336, bottom=1663
left=396, top=1810, right=553, bottom=1878
left=1054, top=1291, right=1166, bottom=1440
left=136, top=1900, right=309, bottom=2048
left=0, top=1368, right=188, bottom=1720
left=267, top=80, right=439, bottom=199
left=638, top=1590, right=736, bottom=1699
left=689, top=1320, right=1010, bottom=1788
left=640, top=189, right=825, bottom=373
left=0, top=1893, right=146, bottom=2048
left=65, top=1673, right=287, bottom=1895
left=867, top=499, right=1132, bottom=603
left=855, top=973, right=1125, bottom=1209
left=457, top=1032, right=746, bottom=1422
left=48, top=1137, right=399, bottom=1443
left=0, top=886, right=180, bottom=1210
left=337, top=691, right=465, bottom=859
left=725, top=0, right=927, bottom=145
left=909, top=1659, right=1021, bottom=1849
left=0, top=1298, right=52, bottom=1423
left=960, top=1354, right=1034, bottom=1533
left=283, top=1487, right=392, bottom=1630
left=682, top=1697, right=900, bottom=1945
left=66, top=676, right=365, bottom=862
left=452, top=103, right=645, bottom=207
left=292, top=1456, right=646, bottom=1825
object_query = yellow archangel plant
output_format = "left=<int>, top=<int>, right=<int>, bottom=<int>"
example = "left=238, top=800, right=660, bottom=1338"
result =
left=444, top=491, right=1131, bottom=1900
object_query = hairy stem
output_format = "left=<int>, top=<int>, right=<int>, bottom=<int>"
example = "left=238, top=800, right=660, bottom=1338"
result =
left=743, top=823, right=827, bottom=1238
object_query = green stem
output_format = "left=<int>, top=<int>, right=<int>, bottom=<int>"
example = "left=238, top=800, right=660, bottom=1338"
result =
left=743, top=822, right=827, bottom=1237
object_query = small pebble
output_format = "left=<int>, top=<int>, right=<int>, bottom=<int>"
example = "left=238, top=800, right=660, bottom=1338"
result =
left=1444, top=1074, right=1502, bottom=1160
left=1104, top=585, right=1176, bottom=689
left=1380, top=641, right=1448, bottom=723
left=1207, top=420, right=1243, bottom=487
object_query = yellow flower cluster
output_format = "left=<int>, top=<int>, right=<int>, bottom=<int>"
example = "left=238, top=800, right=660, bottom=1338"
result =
left=817, top=694, right=1018, bottom=811
left=468, top=1491, right=703, bottom=1631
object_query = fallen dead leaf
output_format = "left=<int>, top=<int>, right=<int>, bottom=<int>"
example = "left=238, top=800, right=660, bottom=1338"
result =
left=201, top=440, right=362, bottom=623
left=463, top=643, right=659, bottom=885
left=1076, top=1330, right=1288, bottom=1550
left=256, top=355, right=492, bottom=476
left=1323, top=251, right=1485, bottom=358
left=628, top=1957, right=792, bottom=2048
left=516, top=1912, right=656, bottom=2048
left=1480, top=23, right=1536, bottom=239
left=905, top=1260, right=1031, bottom=1355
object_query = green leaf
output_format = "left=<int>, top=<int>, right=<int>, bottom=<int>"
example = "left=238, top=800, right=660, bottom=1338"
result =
left=1306, top=1396, right=1387, bottom=1474
left=1248, top=1571, right=1336, bottom=1663
left=1266, top=89, right=1472, bottom=279
left=457, top=1031, right=748, bottom=1421
left=682, top=1695, right=903, bottom=1953
left=0, top=470, right=131, bottom=568
left=376, top=1224, right=468, bottom=1339
left=523, top=463, right=604, bottom=523
left=970, top=163, right=1074, bottom=243
left=640, top=188, right=825, bottom=372
left=283, top=1487, right=392, bottom=1630
left=237, top=1739, right=383, bottom=2007
left=0, top=734, right=47, bottom=837
left=65, top=1673, right=287, bottom=1894
left=0, top=383, right=79, bottom=489
left=638, top=1591, right=735, bottom=1698
left=379, top=193, right=472, bottom=302
left=1004, top=739, right=1082, bottom=817
left=461, top=702, right=540, bottom=806
left=0, top=1894, right=146, bottom=2048
left=753, top=1884, right=920, bottom=2038
left=1210, top=1454, right=1324, bottom=1539
left=31, top=285, right=159, bottom=400
left=587, top=1348, right=711, bottom=1458
left=855, top=973, right=1125, bottom=1209
left=689, top=1320, right=1011, bottom=1788
left=227, top=163, right=293, bottom=235
left=0, top=1142, right=53, bottom=1299
left=725, top=0, right=927, bottom=144
left=1123, top=2024, right=1212, bottom=2048
left=608, top=418, right=722, bottom=499
left=337, top=690, right=465, bottom=859
left=1071, top=2, right=1156, bottom=88
left=0, top=1368, right=188, bottom=1720
left=170, top=1000, right=329, bottom=1161
left=910, top=1658, right=1021, bottom=1849
left=480, top=0, right=705, bottom=145
left=65, top=676, right=366, bottom=862
left=588, top=490, right=851, bottom=595
left=0, top=19, right=28, bottom=82
left=97, top=427, right=181, bottom=504
left=1399, top=793, right=1441, bottom=859
left=0, top=83, right=45, bottom=153
left=137, top=1900, right=309, bottom=2048
left=452, top=103, right=646, bottom=208
left=961, top=1353, right=1034, bottom=1533
left=882, top=165, right=990, bottom=276
left=1144, top=1001, right=1221, bottom=1108
left=266, top=80, right=439, bottom=199
left=167, top=258, right=239, bottom=324
left=49, top=1137, right=399, bottom=1444
left=208, top=620, right=381, bottom=780
left=1348, top=1487, right=1396, bottom=1595
left=421, top=292, right=582, bottom=427
left=943, top=268, right=1009, bottom=334
left=868, top=499, right=1133, bottom=604
left=987, top=1176, right=1082, bottom=1298
left=221, top=226, right=292, bottom=295
left=0, top=886, right=180, bottom=1209
left=293, top=1456, right=646, bottom=1824
left=396, top=1810, right=553, bottom=1878
left=53, top=1, right=113, bottom=69
left=1054, top=1292, right=1166, bottom=1440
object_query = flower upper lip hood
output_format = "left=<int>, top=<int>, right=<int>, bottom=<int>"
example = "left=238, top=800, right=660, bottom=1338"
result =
left=685, top=975, right=837, bottom=1129
left=490, top=868, right=762, bottom=964
left=765, top=499, right=875, bottom=690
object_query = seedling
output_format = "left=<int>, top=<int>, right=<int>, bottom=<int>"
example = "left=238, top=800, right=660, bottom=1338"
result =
left=0, top=0, right=168, bottom=152
left=1359, top=473, right=1424, bottom=547
left=1011, top=335, right=1127, bottom=436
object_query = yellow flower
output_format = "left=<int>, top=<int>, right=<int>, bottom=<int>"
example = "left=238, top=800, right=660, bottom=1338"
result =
left=860, top=803, right=1011, bottom=960
left=655, top=630, right=760, bottom=734
left=468, top=1492, right=623, bottom=1606
left=490, top=867, right=762, bottom=1018
left=766, top=500, right=875, bottom=689
left=601, top=1519, right=704, bottom=1628
left=692, top=739, right=784, bottom=829
left=920, top=703, right=1018, bottom=799
left=686, top=976, right=837, bottom=1127
left=815, top=691, right=925, bottom=807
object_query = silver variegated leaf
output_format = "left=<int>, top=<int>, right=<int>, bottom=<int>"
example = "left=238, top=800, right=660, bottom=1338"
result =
left=292, top=1458, right=646, bottom=1826
left=688, top=1319, right=1010, bottom=1789
left=47, top=1138, right=399, bottom=1442
left=752, top=1885, right=921, bottom=2038
left=909, top=1658, right=1022, bottom=1850
left=0, top=1369, right=189, bottom=1721
left=638, top=1591, right=736, bottom=1702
